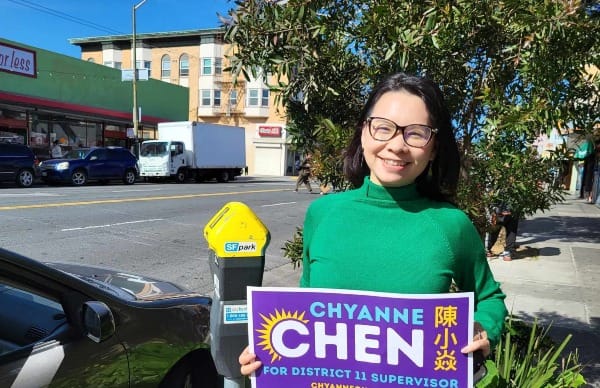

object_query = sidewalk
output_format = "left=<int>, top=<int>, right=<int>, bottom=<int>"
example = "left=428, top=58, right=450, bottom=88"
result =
left=489, top=195, right=600, bottom=386
left=261, top=194, right=600, bottom=386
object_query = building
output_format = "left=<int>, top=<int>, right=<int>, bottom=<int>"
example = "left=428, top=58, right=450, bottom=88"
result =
left=69, top=28, right=294, bottom=176
left=530, top=63, right=600, bottom=206
left=0, top=38, right=188, bottom=160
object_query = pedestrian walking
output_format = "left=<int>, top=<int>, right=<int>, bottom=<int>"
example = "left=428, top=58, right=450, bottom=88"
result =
left=487, top=203, right=519, bottom=261
left=240, top=72, right=507, bottom=376
left=294, top=154, right=313, bottom=193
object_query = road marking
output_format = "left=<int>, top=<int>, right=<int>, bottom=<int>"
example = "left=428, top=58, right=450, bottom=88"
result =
left=262, top=202, right=297, bottom=207
left=0, top=192, right=62, bottom=197
left=0, top=188, right=286, bottom=211
left=111, top=188, right=164, bottom=192
left=61, top=218, right=164, bottom=231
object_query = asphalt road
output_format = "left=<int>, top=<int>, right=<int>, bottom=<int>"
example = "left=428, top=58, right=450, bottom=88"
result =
left=0, top=176, right=315, bottom=294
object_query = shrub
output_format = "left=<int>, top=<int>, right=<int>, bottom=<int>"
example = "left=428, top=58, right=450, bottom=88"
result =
left=477, top=318, right=586, bottom=387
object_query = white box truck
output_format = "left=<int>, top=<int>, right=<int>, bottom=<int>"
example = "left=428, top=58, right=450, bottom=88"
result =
left=139, top=121, right=246, bottom=183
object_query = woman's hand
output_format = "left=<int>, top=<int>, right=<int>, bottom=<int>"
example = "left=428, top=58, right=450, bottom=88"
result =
left=239, top=346, right=262, bottom=376
left=460, top=322, right=491, bottom=357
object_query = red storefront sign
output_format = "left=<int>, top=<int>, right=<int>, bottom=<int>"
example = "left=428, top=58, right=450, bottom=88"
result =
left=104, top=129, right=127, bottom=139
left=258, top=125, right=282, bottom=137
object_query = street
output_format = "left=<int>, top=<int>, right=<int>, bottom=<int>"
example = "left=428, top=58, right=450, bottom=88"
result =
left=0, top=177, right=314, bottom=294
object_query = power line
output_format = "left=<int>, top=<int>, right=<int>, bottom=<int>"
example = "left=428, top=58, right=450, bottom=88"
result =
left=8, top=0, right=234, bottom=79
left=8, top=0, right=126, bottom=36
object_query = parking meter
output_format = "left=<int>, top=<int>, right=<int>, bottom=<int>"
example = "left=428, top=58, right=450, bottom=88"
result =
left=204, top=202, right=269, bottom=386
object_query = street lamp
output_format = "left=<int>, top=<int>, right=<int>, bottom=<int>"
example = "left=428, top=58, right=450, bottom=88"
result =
left=132, top=0, right=147, bottom=141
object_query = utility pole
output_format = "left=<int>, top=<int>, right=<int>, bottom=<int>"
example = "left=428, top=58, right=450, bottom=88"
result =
left=132, top=0, right=147, bottom=140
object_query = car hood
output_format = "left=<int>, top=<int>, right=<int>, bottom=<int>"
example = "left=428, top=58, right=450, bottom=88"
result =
left=47, top=262, right=194, bottom=301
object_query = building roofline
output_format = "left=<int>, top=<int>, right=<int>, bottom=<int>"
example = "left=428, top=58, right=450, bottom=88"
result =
left=69, top=27, right=225, bottom=46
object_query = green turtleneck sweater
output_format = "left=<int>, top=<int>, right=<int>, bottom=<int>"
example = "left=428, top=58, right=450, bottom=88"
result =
left=300, top=177, right=507, bottom=346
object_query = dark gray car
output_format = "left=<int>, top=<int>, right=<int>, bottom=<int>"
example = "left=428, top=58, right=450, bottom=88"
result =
left=0, top=248, right=219, bottom=387
left=0, top=143, right=38, bottom=188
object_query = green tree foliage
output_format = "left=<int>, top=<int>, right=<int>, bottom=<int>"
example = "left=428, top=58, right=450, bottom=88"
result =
left=223, top=0, right=599, bottom=230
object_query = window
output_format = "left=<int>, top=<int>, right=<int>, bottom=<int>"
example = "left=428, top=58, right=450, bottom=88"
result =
left=136, top=60, right=152, bottom=77
left=248, top=89, right=259, bottom=106
left=214, top=90, right=221, bottom=107
left=89, top=149, right=108, bottom=161
left=103, top=61, right=121, bottom=69
left=171, top=142, right=184, bottom=155
left=161, top=55, right=171, bottom=78
left=179, top=54, right=189, bottom=77
left=229, top=90, right=238, bottom=107
left=215, top=58, right=222, bottom=75
left=0, top=279, right=66, bottom=356
left=262, top=89, right=269, bottom=106
left=201, top=90, right=211, bottom=106
left=136, top=60, right=151, bottom=69
left=202, top=58, right=212, bottom=75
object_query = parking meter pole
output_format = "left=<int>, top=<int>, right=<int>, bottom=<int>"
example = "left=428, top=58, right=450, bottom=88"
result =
left=204, top=202, right=269, bottom=388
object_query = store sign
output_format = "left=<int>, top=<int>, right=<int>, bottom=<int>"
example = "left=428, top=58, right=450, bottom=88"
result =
left=105, top=129, right=127, bottom=139
left=0, top=42, right=36, bottom=78
left=258, top=125, right=282, bottom=137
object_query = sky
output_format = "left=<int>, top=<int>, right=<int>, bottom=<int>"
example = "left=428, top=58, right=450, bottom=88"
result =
left=1, top=0, right=236, bottom=58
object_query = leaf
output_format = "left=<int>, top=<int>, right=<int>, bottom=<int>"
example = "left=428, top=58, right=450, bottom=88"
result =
left=384, top=42, right=397, bottom=61
left=431, top=34, right=440, bottom=49
left=297, top=5, right=305, bottom=20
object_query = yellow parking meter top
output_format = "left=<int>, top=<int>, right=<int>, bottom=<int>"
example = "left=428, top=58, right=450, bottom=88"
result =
left=204, top=202, right=270, bottom=257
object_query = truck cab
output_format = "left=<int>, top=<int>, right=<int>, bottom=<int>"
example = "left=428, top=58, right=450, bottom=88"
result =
left=139, top=140, right=188, bottom=182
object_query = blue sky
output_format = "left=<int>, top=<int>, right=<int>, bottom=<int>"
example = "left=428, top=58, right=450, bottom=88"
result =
left=2, top=0, right=236, bottom=58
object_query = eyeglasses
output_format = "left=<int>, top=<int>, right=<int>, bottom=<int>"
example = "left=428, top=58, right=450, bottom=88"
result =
left=366, top=117, right=438, bottom=148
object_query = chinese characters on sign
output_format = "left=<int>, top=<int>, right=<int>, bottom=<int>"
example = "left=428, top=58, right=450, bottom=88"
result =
left=248, top=287, right=474, bottom=388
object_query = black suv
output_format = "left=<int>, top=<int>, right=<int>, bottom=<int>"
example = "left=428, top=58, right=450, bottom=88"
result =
left=0, top=143, right=38, bottom=188
left=39, top=147, right=139, bottom=186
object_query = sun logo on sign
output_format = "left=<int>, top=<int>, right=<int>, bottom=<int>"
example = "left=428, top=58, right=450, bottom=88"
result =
left=256, top=309, right=309, bottom=363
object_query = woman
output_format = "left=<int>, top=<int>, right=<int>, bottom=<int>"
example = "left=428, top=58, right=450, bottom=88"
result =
left=240, top=72, right=507, bottom=375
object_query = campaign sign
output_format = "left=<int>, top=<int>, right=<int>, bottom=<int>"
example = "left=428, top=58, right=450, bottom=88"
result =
left=248, top=287, right=474, bottom=388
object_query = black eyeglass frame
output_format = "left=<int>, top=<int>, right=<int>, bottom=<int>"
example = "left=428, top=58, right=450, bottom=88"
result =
left=366, top=116, right=438, bottom=148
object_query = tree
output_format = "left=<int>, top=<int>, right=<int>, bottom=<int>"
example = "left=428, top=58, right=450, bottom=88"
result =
left=223, top=0, right=600, bottom=231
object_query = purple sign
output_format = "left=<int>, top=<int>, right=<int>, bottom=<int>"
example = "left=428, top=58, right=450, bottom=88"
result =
left=248, top=287, right=474, bottom=388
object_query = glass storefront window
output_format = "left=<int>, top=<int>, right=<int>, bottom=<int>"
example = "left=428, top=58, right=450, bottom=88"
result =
left=2, top=106, right=156, bottom=158
left=89, top=122, right=102, bottom=147
left=104, top=124, right=127, bottom=147
left=139, top=126, right=157, bottom=140
left=29, top=114, right=105, bottom=159
left=0, top=108, right=28, bottom=144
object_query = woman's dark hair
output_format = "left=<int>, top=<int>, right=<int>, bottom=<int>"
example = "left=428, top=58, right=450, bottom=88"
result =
left=343, top=72, right=460, bottom=203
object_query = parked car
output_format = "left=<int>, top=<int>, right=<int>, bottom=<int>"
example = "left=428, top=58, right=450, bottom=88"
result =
left=0, top=143, right=38, bottom=188
left=39, top=147, right=139, bottom=186
left=0, top=247, right=219, bottom=387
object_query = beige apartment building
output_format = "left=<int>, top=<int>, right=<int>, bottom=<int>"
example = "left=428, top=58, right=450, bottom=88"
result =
left=70, top=28, right=295, bottom=176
